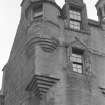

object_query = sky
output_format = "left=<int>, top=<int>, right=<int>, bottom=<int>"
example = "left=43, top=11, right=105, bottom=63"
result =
left=0, top=0, right=98, bottom=89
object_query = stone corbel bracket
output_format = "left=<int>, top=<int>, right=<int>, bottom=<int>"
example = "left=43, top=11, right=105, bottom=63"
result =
left=26, top=74, right=60, bottom=99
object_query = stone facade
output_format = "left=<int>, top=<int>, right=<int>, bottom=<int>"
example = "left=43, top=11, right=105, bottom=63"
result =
left=0, top=92, right=4, bottom=105
left=1, top=0, right=105, bottom=105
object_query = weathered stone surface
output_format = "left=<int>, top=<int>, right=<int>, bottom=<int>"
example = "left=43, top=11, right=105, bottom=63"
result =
left=1, top=0, right=105, bottom=105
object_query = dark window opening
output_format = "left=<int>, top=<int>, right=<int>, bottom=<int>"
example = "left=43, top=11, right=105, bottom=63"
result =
left=33, top=4, right=43, bottom=19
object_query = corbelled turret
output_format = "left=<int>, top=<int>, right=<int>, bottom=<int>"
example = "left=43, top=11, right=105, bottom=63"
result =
left=62, top=0, right=88, bottom=32
left=96, top=0, right=105, bottom=29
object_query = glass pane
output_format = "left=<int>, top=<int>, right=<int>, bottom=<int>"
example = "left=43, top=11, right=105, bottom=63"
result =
left=78, top=68, right=82, bottom=73
left=71, top=56, right=76, bottom=62
left=69, top=10, right=81, bottom=21
left=77, top=57, right=81, bottom=61
left=70, top=20, right=80, bottom=30
left=71, top=53, right=82, bottom=63
left=72, top=64, right=82, bottom=73
left=70, top=14, right=74, bottom=19
left=73, top=64, right=77, bottom=68
left=77, top=65, right=82, bottom=69
left=73, top=68, right=78, bottom=72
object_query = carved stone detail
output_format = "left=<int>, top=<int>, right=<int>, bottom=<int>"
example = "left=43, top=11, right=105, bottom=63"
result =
left=39, top=37, right=59, bottom=53
left=25, top=37, right=59, bottom=55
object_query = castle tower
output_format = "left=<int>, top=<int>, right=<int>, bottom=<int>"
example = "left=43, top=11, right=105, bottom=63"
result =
left=2, top=0, right=67, bottom=105
left=62, top=0, right=89, bottom=32
left=2, top=0, right=93, bottom=105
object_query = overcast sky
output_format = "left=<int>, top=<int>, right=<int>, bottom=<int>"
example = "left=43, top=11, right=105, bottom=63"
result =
left=0, top=0, right=98, bottom=89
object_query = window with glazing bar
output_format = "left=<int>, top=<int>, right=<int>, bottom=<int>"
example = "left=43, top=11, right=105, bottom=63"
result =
left=69, top=6, right=81, bottom=30
left=70, top=48, right=84, bottom=73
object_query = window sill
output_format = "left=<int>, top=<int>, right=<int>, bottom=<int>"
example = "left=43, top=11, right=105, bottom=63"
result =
left=67, top=70, right=85, bottom=80
left=31, top=16, right=43, bottom=22
left=66, top=65, right=91, bottom=79
left=64, top=27, right=90, bottom=35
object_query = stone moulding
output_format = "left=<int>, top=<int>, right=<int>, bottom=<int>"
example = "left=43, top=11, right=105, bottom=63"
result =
left=25, top=37, right=60, bottom=53
left=26, top=74, right=60, bottom=99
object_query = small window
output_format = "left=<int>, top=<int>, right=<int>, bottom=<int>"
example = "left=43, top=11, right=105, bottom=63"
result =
left=69, top=6, right=81, bottom=30
left=103, top=6, right=105, bottom=20
left=33, top=4, right=43, bottom=19
left=70, top=48, right=84, bottom=73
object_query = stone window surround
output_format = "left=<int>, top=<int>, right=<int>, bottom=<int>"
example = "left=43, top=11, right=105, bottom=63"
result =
left=66, top=44, right=91, bottom=75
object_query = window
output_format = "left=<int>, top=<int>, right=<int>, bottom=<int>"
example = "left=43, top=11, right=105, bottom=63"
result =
left=70, top=48, right=84, bottom=73
left=33, top=4, right=43, bottom=19
left=69, top=6, right=81, bottom=30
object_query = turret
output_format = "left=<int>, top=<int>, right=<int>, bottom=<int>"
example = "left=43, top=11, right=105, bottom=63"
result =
left=96, top=0, right=105, bottom=29
left=62, top=0, right=89, bottom=32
